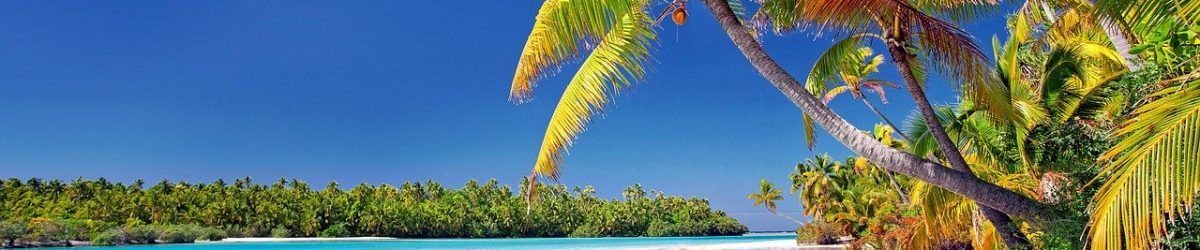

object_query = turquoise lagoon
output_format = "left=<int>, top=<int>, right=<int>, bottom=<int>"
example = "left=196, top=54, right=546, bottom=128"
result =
left=80, top=234, right=795, bottom=250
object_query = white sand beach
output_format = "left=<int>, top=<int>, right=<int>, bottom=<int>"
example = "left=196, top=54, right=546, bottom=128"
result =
left=643, top=240, right=845, bottom=250
left=214, top=237, right=396, bottom=243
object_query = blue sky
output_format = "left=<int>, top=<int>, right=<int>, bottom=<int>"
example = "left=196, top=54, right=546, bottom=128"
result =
left=0, top=1, right=1012, bottom=231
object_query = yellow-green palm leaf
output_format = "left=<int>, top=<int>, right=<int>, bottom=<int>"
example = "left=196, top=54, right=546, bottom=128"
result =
left=1087, top=78, right=1200, bottom=250
left=519, top=3, right=655, bottom=180
left=510, top=0, right=644, bottom=102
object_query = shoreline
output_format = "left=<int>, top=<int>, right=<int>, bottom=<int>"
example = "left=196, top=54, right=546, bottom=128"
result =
left=211, top=237, right=844, bottom=250
left=212, top=237, right=398, bottom=243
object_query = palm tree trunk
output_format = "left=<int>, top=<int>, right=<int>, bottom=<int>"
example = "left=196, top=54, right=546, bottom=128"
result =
left=860, top=98, right=911, bottom=141
left=1100, top=16, right=1142, bottom=71
left=882, top=33, right=1031, bottom=248
left=700, top=0, right=1048, bottom=225
left=1038, top=1, right=1056, bottom=23
left=859, top=98, right=912, bottom=205
left=774, top=211, right=805, bottom=225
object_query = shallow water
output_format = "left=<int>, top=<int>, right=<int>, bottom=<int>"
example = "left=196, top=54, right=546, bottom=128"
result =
left=79, top=234, right=795, bottom=250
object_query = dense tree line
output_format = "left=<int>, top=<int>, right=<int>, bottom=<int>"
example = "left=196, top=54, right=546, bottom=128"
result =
left=0, top=177, right=746, bottom=246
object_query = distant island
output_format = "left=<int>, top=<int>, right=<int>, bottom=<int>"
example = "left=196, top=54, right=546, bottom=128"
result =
left=0, top=178, right=747, bottom=247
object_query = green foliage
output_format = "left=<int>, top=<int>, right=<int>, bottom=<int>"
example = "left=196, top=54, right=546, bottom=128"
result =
left=270, top=227, right=292, bottom=238
left=318, top=223, right=350, bottom=238
left=198, top=227, right=226, bottom=241
left=1162, top=204, right=1200, bottom=249
left=0, top=178, right=746, bottom=240
left=0, top=221, right=27, bottom=247
left=89, top=229, right=126, bottom=246
left=159, top=225, right=203, bottom=243
left=127, top=225, right=160, bottom=244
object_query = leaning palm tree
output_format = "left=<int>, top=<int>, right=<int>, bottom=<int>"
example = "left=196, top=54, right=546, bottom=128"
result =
left=508, top=1, right=1049, bottom=246
left=748, top=179, right=803, bottom=224
left=753, top=0, right=1032, bottom=245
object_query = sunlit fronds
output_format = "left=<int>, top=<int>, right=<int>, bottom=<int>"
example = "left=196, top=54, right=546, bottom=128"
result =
left=806, top=35, right=869, bottom=95
left=1087, top=79, right=1200, bottom=250
left=510, top=0, right=643, bottom=102
left=529, top=8, right=655, bottom=180
left=1095, top=0, right=1200, bottom=35
left=904, top=105, right=958, bottom=159
left=908, top=0, right=1002, bottom=23
left=1041, top=43, right=1127, bottom=123
left=912, top=15, right=1008, bottom=116
left=800, top=34, right=868, bottom=149
left=822, top=86, right=851, bottom=104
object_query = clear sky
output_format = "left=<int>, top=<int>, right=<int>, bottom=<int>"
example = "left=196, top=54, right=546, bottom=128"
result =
left=0, top=1, right=1012, bottom=231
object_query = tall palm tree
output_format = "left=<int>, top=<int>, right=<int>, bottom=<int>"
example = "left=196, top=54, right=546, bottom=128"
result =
left=810, top=46, right=913, bottom=204
left=748, top=179, right=803, bottom=224
left=752, top=0, right=1031, bottom=245
left=508, top=0, right=1049, bottom=245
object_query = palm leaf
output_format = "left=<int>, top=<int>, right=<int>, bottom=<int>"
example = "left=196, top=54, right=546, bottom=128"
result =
left=822, top=86, right=851, bottom=104
left=510, top=0, right=643, bottom=102
left=799, top=35, right=868, bottom=149
left=1094, top=0, right=1200, bottom=36
left=1087, top=79, right=1200, bottom=250
left=527, top=7, right=655, bottom=180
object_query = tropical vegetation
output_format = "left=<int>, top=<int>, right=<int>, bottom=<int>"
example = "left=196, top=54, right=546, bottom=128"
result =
left=0, top=178, right=746, bottom=247
left=507, top=0, right=1199, bottom=249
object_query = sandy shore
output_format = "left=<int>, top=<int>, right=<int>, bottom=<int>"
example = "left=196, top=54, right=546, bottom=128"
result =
left=643, top=240, right=845, bottom=250
left=215, top=237, right=844, bottom=250
left=214, top=237, right=396, bottom=243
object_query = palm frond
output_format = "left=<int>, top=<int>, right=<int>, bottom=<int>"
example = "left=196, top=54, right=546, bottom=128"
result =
left=1095, top=0, right=1200, bottom=35
left=806, top=35, right=869, bottom=95
left=1041, top=43, right=1127, bottom=123
left=802, top=114, right=817, bottom=149
left=823, top=86, right=851, bottom=104
left=510, top=0, right=643, bottom=102
left=528, top=8, right=655, bottom=180
left=1087, top=79, right=1200, bottom=250
left=799, top=34, right=868, bottom=149
left=908, top=0, right=1002, bottom=23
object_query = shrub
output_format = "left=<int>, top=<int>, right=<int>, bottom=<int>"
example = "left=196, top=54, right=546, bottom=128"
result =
left=0, top=221, right=27, bottom=247
left=645, top=220, right=672, bottom=237
left=159, top=225, right=201, bottom=243
left=270, top=227, right=292, bottom=238
left=199, top=227, right=227, bottom=241
left=567, top=224, right=601, bottom=238
left=222, top=225, right=244, bottom=238
left=90, top=229, right=127, bottom=246
left=796, top=222, right=840, bottom=245
left=318, top=223, right=350, bottom=238
left=127, top=225, right=160, bottom=244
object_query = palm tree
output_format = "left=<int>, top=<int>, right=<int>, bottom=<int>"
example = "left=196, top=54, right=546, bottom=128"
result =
left=750, top=0, right=1034, bottom=245
left=815, top=47, right=908, bottom=140
left=507, top=1, right=1051, bottom=247
left=748, top=179, right=803, bottom=224
left=790, top=155, right=847, bottom=220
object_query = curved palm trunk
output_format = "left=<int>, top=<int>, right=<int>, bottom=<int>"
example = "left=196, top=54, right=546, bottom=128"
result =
left=882, top=34, right=1031, bottom=248
left=773, top=211, right=805, bottom=225
left=859, top=98, right=911, bottom=204
left=700, top=0, right=1047, bottom=226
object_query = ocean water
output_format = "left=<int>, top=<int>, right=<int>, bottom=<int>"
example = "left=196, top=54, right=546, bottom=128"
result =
left=77, top=234, right=796, bottom=250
